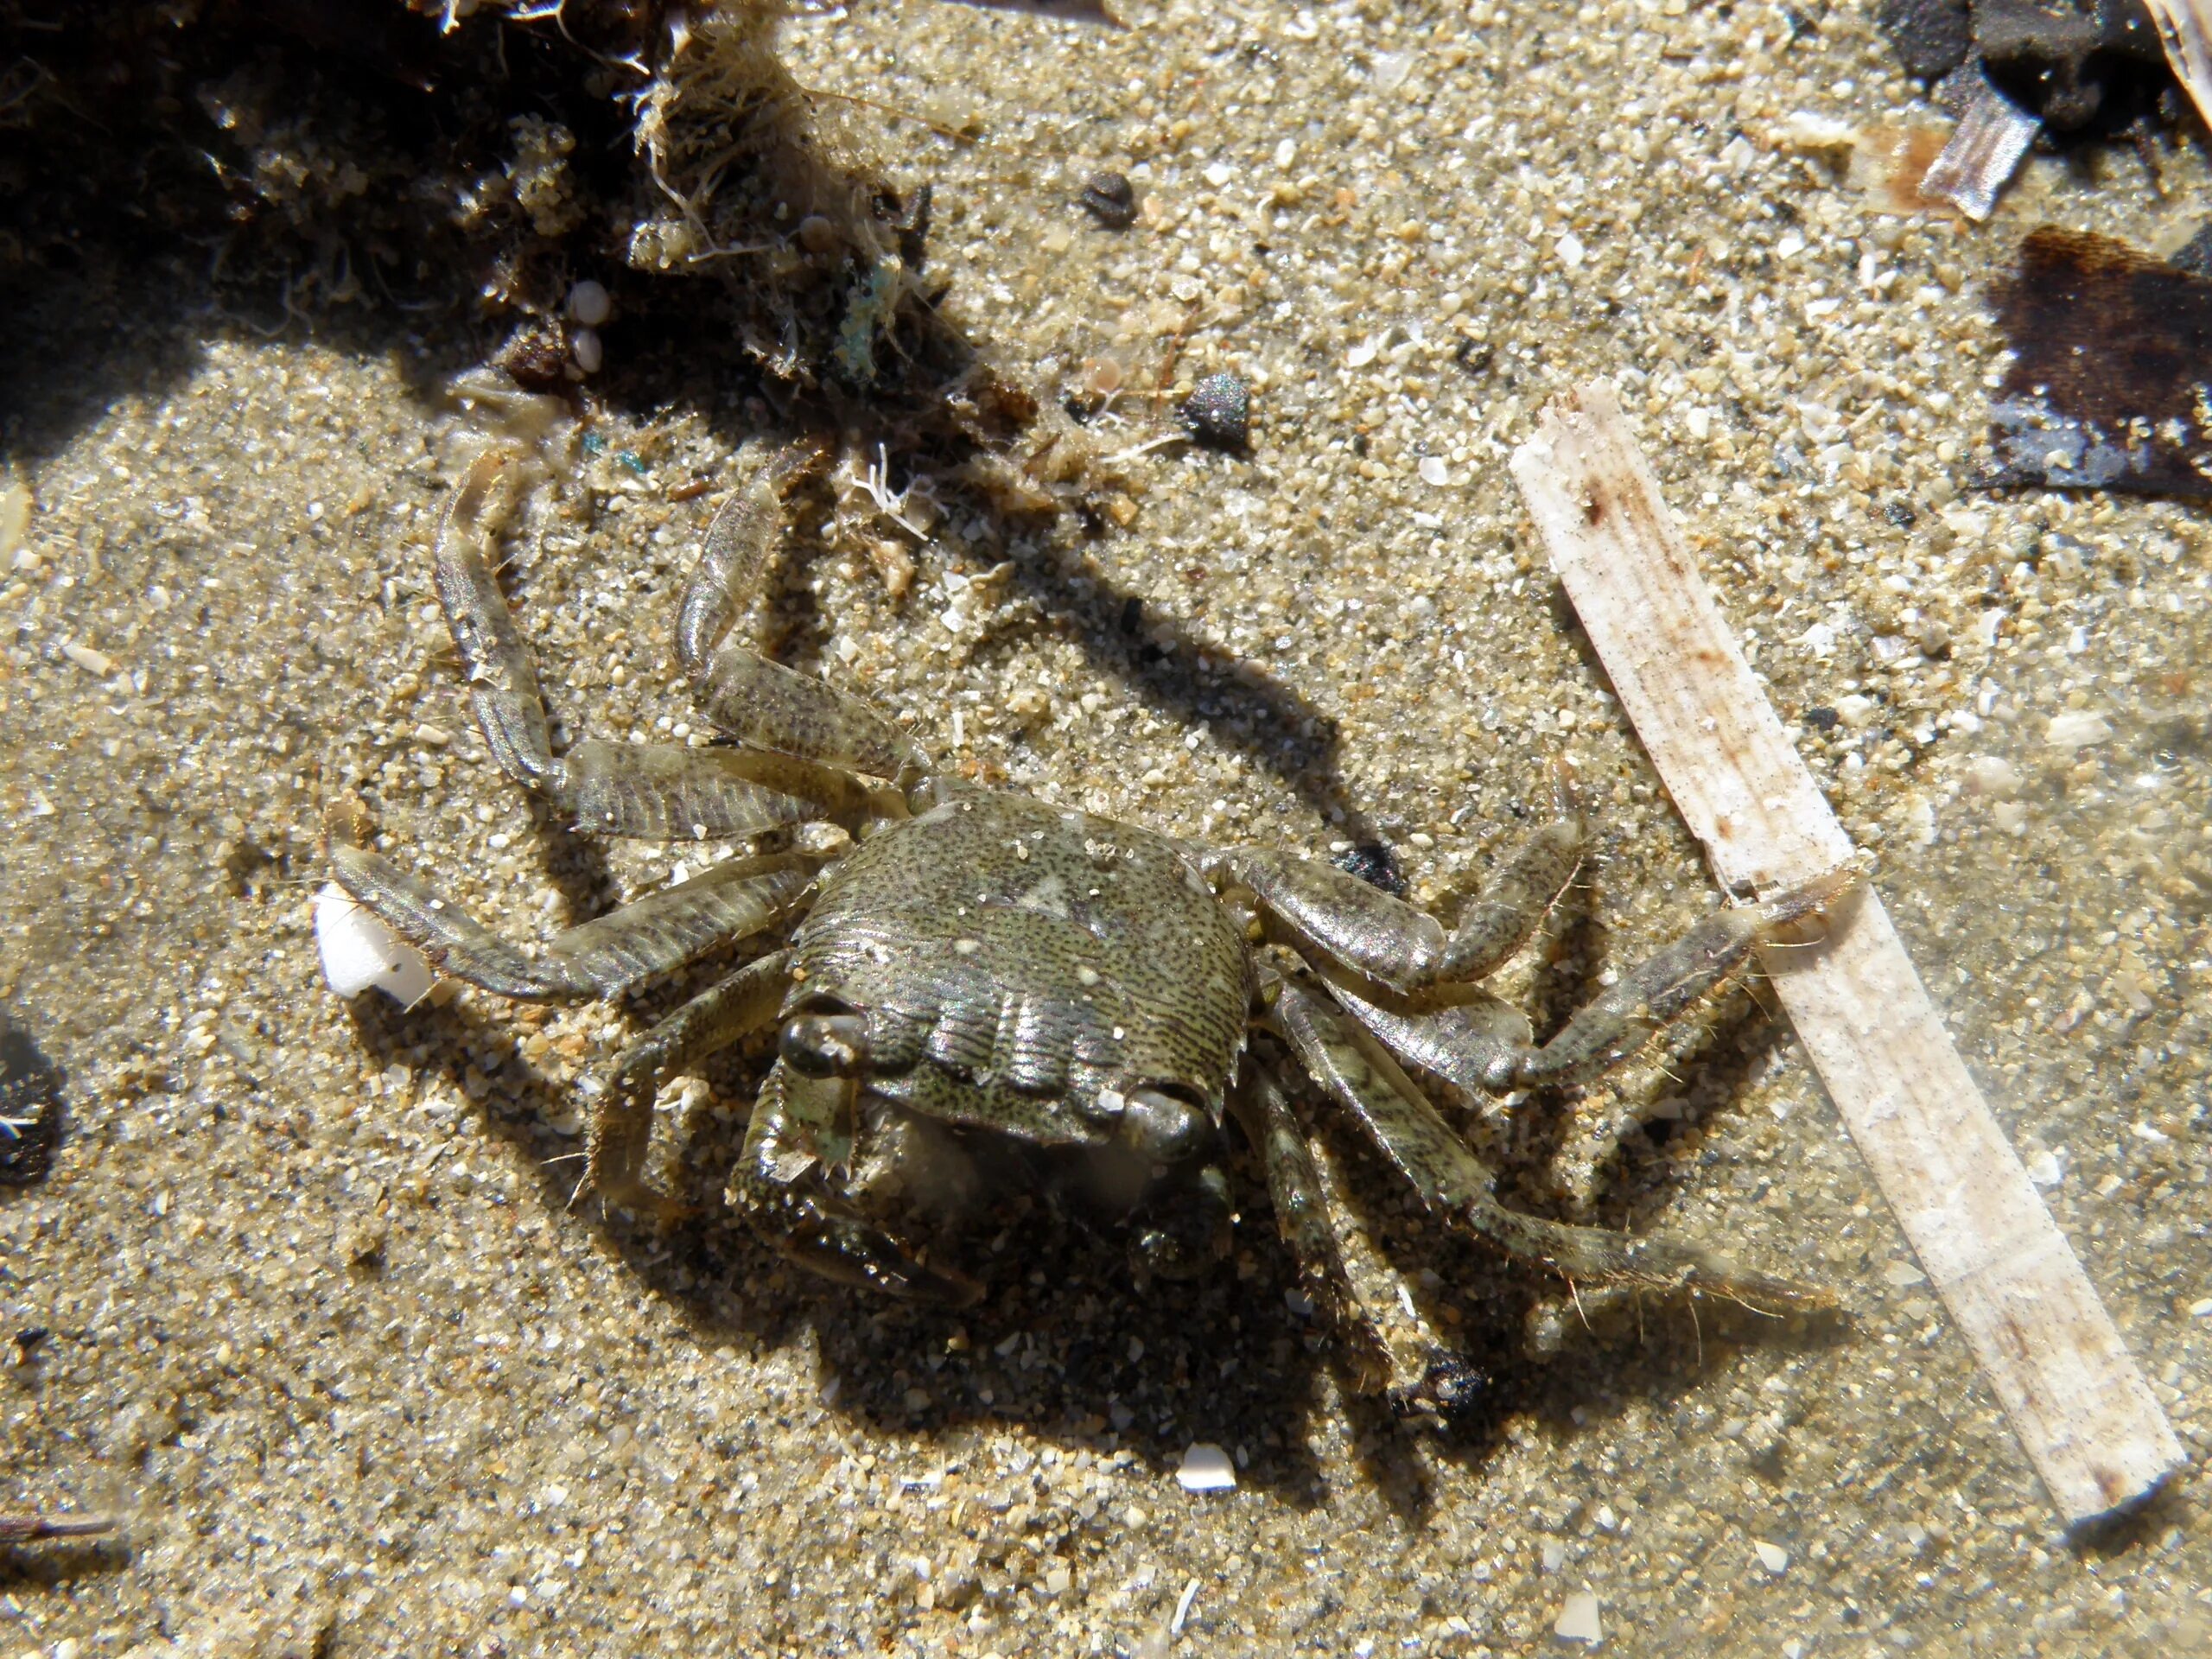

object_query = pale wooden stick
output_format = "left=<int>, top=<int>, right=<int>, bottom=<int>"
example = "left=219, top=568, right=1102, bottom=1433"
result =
left=1509, top=382, right=2182, bottom=1529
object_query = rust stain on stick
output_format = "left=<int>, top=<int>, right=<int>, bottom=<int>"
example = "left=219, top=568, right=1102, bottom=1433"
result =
left=1510, top=381, right=2181, bottom=1529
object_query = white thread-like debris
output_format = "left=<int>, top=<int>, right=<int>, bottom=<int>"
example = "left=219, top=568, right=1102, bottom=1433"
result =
left=315, top=883, right=435, bottom=1005
left=1510, top=382, right=2182, bottom=1529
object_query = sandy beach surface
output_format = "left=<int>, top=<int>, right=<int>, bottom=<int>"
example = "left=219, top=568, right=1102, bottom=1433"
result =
left=3, top=1, right=2208, bottom=1653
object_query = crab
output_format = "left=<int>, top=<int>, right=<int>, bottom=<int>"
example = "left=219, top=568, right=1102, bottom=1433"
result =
left=332, top=443, right=1848, bottom=1381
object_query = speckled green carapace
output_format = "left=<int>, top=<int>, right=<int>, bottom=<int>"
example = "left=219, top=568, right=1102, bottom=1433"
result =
left=333, top=442, right=1847, bottom=1395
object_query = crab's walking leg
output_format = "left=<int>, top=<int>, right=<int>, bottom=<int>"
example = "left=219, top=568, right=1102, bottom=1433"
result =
left=1225, top=823, right=1855, bottom=1094
left=437, top=452, right=893, bottom=837
left=1265, top=975, right=1829, bottom=1312
left=1491, top=867, right=1857, bottom=1091
left=1211, top=793, right=1586, bottom=997
left=730, top=1060, right=983, bottom=1305
left=584, top=948, right=794, bottom=1216
left=1230, top=1061, right=1391, bottom=1391
left=679, top=446, right=926, bottom=785
left=329, top=843, right=817, bottom=1001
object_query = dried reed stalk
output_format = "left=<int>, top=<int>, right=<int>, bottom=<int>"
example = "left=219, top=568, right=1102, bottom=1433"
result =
left=1510, top=382, right=2182, bottom=1528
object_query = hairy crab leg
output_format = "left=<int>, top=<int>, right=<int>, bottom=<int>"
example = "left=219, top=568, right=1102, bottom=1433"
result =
left=328, top=842, right=818, bottom=1001
left=730, top=1060, right=983, bottom=1305
left=1265, top=974, right=1831, bottom=1313
left=1208, top=797, right=1585, bottom=998
left=681, top=445, right=928, bottom=786
left=437, top=450, right=897, bottom=836
left=585, top=948, right=795, bottom=1216
left=1491, top=867, right=1859, bottom=1091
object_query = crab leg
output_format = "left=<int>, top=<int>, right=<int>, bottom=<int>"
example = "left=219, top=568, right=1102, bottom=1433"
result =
left=1211, top=796, right=1585, bottom=997
left=437, top=452, right=892, bottom=837
left=1265, top=975, right=1829, bottom=1311
left=729, top=1060, right=983, bottom=1305
left=678, top=448, right=926, bottom=784
left=1230, top=1061, right=1391, bottom=1390
left=328, top=843, right=817, bottom=1001
left=585, top=948, right=794, bottom=1214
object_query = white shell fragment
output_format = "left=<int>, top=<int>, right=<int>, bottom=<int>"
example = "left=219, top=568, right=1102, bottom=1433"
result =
left=1174, top=1442, right=1236, bottom=1492
left=1752, top=1538, right=1791, bottom=1575
left=315, top=883, right=435, bottom=1005
left=2045, top=711, right=2113, bottom=748
left=1554, top=1590, right=1602, bottom=1644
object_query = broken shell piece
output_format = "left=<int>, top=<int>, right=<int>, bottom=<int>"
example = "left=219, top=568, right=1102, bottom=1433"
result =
left=1174, top=1442, right=1236, bottom=1492
left=1919, top=77, right=2040, bottom=221
left=316, top=883, right=435, bottom=1004
left=1554, top=1590, right=1603, bottom=1644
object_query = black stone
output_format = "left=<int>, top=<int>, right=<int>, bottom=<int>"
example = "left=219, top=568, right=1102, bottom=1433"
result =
left=1877, top=0, right=1974, bottom=80
left=1803, top=706, right=1841, bottom=733
left=1077, top=170, right=1137, bottom=229
left=1179, top=372, right=1250, bottom=451
left=1975, top=0, right=2166, bottom=130
left=0, top=1006, right=64, bottom=1186
left=1332, top=842, right=1408, bottom=899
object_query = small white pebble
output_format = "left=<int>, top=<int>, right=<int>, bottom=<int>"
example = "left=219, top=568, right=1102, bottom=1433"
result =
left=315, top=883, right=435, bottom=1004
left=1752, top=1538, right=1790, bottom=1574
left=567, top=279, right=612, bottom=326
left=1202, top=160, right=1235, bottom=188
left=2045, top=711, right=2113, bottom=748
left=1044, top=1564, right=1071, bottom=1595
left=571, top=327, right=604, bottom=374
left=1540, top=1539, right=1567, bottom=1573
left=1883, top=1261, right=1927, bottom=1288
left=2188, top=1297, right=2212, bottom=1319
left=1777, top=231, right=1806, bottom=261
left=1554, top=1590, right=1602, bottom=1644
left=1834, top=693, right=1878, bottom=728
left=2025, top=1149, right=2065, bottom=1188
left=1175, top=1443, right=1236, bottom=1492
left=1274, top=137, right=1297, bottom=168
left=1964, top=755, right=2021, bottom=797
left=1345, top=336, right=1380, bottom=369
left=1418, top=455, right=1451, bottom=487
left=1779, top=110, right=1859, bottom=152
left=1555, top=230, right=1586, bottom=271
left=61, top=640, right=115, bottom=677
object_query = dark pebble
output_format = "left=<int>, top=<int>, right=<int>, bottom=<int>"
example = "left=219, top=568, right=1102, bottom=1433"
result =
left=1875, top=0, right=1972, bottom=80
left=1180, top=372, right=1250, bottom=451
left=0, top=1005, right=64, bottom=1186
left=1882, top=499, right=1917, bottom=528
left=1077, top=170, right=1137, bottom=229
left=495, top=319, right=571, bottom=391
left=1332, top=842, right=1408, bottom=898
left=1803, top=706, right=1840, bottom=733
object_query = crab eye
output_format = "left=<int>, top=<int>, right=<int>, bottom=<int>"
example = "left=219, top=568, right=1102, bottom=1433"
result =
left=1120, top=1084, right=1211, bottom=1164
left=781, top=1007, right=870, bottom=1077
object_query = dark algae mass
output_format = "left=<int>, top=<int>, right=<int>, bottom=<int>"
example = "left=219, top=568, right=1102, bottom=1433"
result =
left=1986, top=225, right=2212, bottom=497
